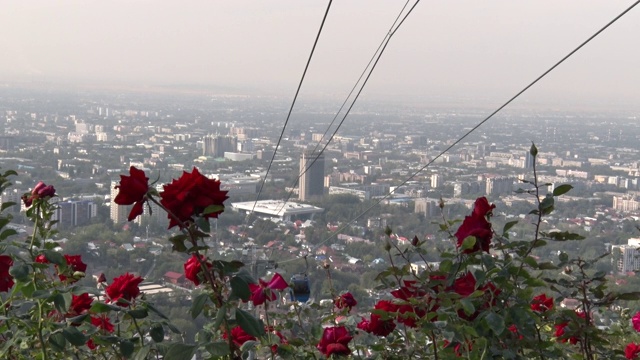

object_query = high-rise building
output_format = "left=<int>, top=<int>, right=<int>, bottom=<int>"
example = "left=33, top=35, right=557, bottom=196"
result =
left=52, top=199, right=98, bottom=229
left=299, top=150, right=325, bottom=201
left=430, top=174, right=442, bottom=189
left=110, top=180, right=131, bottom=225
left=202, top=135, right=238, bottom=158
left=524, top=151, right=534, bottom=169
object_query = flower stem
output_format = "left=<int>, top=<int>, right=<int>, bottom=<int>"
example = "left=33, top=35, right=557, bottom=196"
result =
left=37, top=300, right=49, bottom=360
left=132, top=317, right=144, bottom=347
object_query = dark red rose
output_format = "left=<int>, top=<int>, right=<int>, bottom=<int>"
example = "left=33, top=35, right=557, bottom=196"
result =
left=184, top=254, right=211, bottom=286
left=160, top=167, right=228, bottom=229
left=105, top=273, right=144, bottom=306
left=0, top=255, right=14, bottom=292
left=411, top=235, right=420, bottom=246
left=86, top=339, right=97, bottom=350
left=391, top=280, right=426, bottom=300
left=455, top=213, right=493, bottom=253
left=626, top=343, right=640, bottom=360
left=223, top=326, right=256, bottom=348
left=114, top=166, right=149, bottom=221
left=97, top=273, right=107, bottom=283
left=22, top=181, right=56, bottom=207
left=248, top=273, right=288, bottom=306
left=57, top=255, right=87, bottom=283
left=334, top=292, right=357, bottom=311
left=316, top=326, right=352, bottom=357
left=35, top=254, right=49, bottom=264
left=555, top=310, right=586, bottom=344
left=472, top=196, right=495, bottom=218
left=357, top=300, right=397, bottom=336
left=91, top=315, right=115, bottom=333
left=531, top=293, right=554, bottom=313
left=69, top=293, right=93, bottom=316
left=450, top=272, right=476, bottom=297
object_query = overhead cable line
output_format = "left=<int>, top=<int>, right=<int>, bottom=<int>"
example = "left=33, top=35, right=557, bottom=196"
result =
left=250, top=0, right=333, bottom=216
left=273, top=0, right=413, bottom=215
left=277, top=0, right=640, bottom=265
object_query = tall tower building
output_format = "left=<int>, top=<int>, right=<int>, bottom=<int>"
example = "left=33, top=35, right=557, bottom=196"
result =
left=110, top=180, right=131, bottom=225
left=203, top=135, right=238, bottom=157
left=299, top=150, right=325, bottom=201
left=524, top=151, right=534, bottom=169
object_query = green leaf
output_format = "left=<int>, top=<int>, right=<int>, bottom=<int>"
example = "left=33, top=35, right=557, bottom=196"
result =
left=235, top=308, right=265, bottom=338
left=537, top=262, right=558, bottom=270
left=203, top=205, right=224, bottom=215
left=90, top=302, right=122, bottom=313
left=484, top=312, right=505, bottom=335
left=459, top=298, right=475, bottom=316
left=502, top=221, right=518, bottom=235
left=0, top=229, right=17, bottom=241
left=150, top=323, right=164, bottom=343
left=43, top=250, right=66, bottom=266
left=559, top=252, right=569, bottom=263
left=133, top=345, right=151, bottom=360
left=553, top=184, right=573, bottom=197
left=164, top=343, right=198, bottom=360
left=190, top=293, right=208, bottom=319
left=212, top=305, right=227, bottom=331
left=230, top=269, right=254, bottom=302
left=120, top=340, right=135, bottom=358
left=168, top=234, right=188, bottom=253
left=9, top=263, right=29, bottom=282
left=461, top=236, right=476, bottom=251
left=205, top=341, right=230, bottom=357
left=616, top=292, right=640, bottom=301
left=196, top=217, right=211, bottom=233
left=62, top=326, right=87, bottom=346
left=49, top=332, right=67, bottom=351
left=127, top=308, right=148, bottom=319
left=146, top=303, right=169, bottom=320
left=54, top=292, right=72, bottom=314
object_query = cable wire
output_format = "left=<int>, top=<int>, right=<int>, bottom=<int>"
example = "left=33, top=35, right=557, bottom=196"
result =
left=250, top=0, right=333, bottom=216
left=275, top=0, right=419, bottom=215
left=276, top=0, right=640, bottom=265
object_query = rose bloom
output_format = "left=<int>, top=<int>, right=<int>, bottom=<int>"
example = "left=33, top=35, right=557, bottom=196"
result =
left=248, top=273, right=288, bottom=306
left=223, top=326, right=256, bottom=348
left=160, top=167, right=228, bottom=229
left=357, top=300, right=397, bottom=337
left=316, top=326, right=352, bottom=357
left=91, top=315, right=115, bottom=333
left=334, top=292, right=357, bottom=311
left=57, top=255, right=87, bottom=283
left=531, top=293, right=554, bottom=313
left=105, top=273, right=144, bottom=307
left=455, top=197, right=495, bottom=253
left=0, top=255, right=15, bottom=292
left=632, top=311, right=640, bottom=332
left=114, top=166, right=149, bottom=221
left=22, top=181, right=56, bottom=207
left=626, top=343, right=640, bottom=360
left=450, top=272, right=477, bottom=297
left=555, top=310, right=587, bottom=344
left=69, top=293, right=93, bottom=316
left=184, top=254, right=210, bottom=286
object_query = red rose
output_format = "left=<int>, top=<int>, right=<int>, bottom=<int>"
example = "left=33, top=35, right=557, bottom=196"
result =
left=248, top=273, right=288, bottom=306
left=472, top=196, right=495, bottom=218
left=555, top=310, right=586, bottom=344
left=223, top=326, right=256, bottom=348
left=626, top=343, right=640, bottom=359
left=450, top=272, right=476, bottom=297
left=334, top=292, right=357, bottom=311
left=316, top=326, right=352, bottom=357
left=69, top=293, right=93, bottom=316
left=160, top=167, right=228, bottom=229
left=391, top=280, right=426, bottom=300
left=357, top=300, right=397, bottom=336
left=531, top=293, right=554, bottom=313
left=508, top=324, right=524, bottom=340
left=57, top=255, right=87, bottom=283
left=86, top=338, right=97, bottom=350
left=22, top=181, right=56, bottom=207
left=455, top=213, right=493, bottom=253
left=91, top=315, right=115, bottom=333
left=35, top=254, right=49, bottom=264
left=105, top=273, right=144, bottom=306
left=114, top=166, right=149, bottom=221
left=184, top=254, right=211, bottom=286
left=0, top=255, right=15, bottom=292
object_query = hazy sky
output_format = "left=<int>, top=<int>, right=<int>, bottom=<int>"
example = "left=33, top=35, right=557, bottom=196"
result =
left=1, top=1, right=639, bottom=109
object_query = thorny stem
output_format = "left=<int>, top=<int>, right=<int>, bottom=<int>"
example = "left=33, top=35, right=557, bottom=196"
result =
left=264, top=302, right=274, bottom=360
left=132, top=317, right=144, bottom=347
left=431, top=331, right=439, bottom=360
left=37, top=300, right=49, bottom=360
left=515, top=152, right=544, bottom=279
left=28, top=204, right=41, bottom=258
left=535, top=325, right=547, bottom=360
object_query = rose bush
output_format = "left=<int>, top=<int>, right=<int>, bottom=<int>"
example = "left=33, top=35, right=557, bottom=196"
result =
left=2, top=145, right=640, bottom=359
